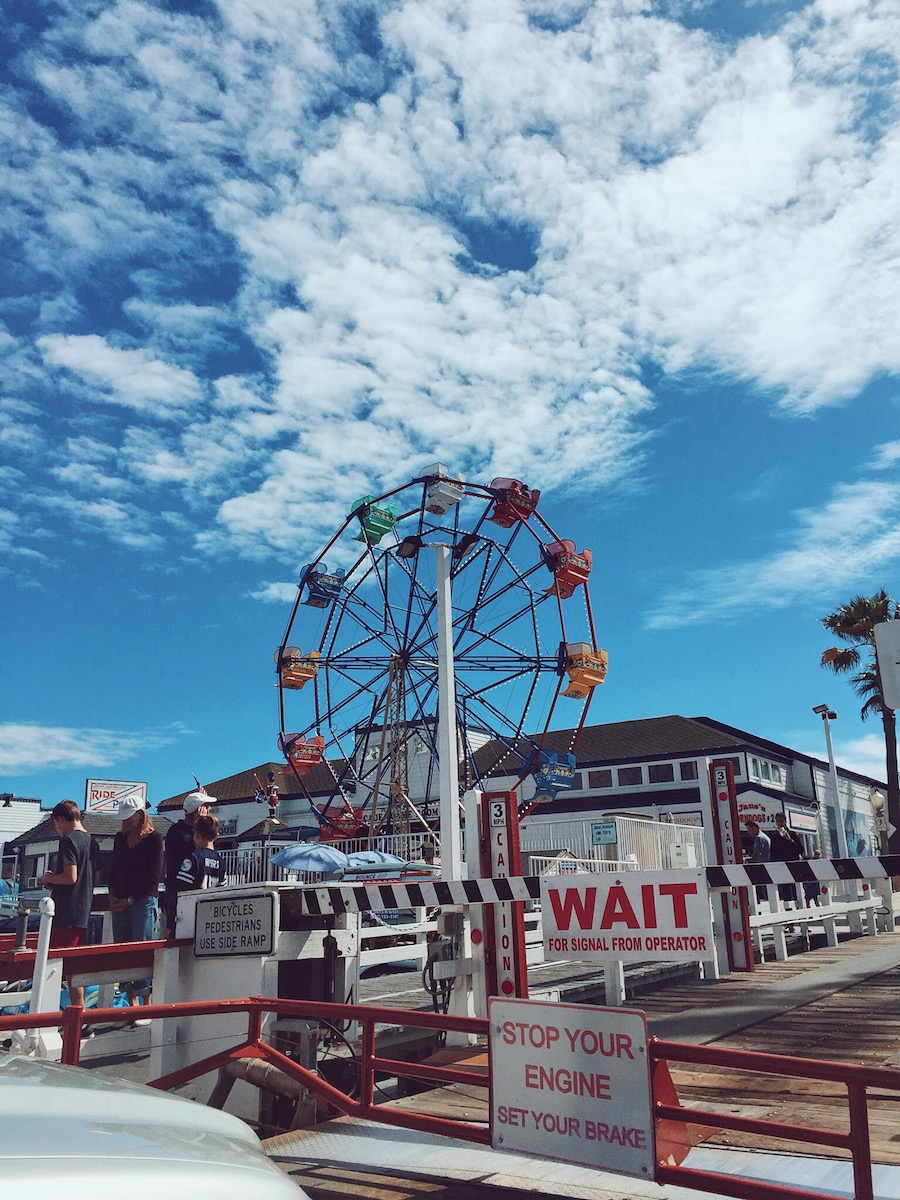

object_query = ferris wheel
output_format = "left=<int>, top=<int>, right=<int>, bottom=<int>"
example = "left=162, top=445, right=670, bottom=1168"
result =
left=274, top=466, right=607, bottom=841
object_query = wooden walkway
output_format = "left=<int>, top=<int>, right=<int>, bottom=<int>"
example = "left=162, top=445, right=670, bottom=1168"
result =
left=391, top=930, right=900, bottom=1165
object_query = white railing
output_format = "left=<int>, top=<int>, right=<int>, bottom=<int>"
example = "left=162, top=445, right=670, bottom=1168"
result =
left=530, top=852, right=640, bottom=876
left=521, top=814, right=707, bottom=870
left=219, top=832, right=437, bottom=887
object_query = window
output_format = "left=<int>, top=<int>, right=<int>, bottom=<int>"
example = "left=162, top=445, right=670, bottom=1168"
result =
left=648, top=762, right=675, bottom=784
left=617, top=766, right=643, bottom=786
left=719, top=756, right=742, bottom=778
left=679, top=761, right=698, bottom=780
left=770, top=765, right=782, bottom=784
left=750, top=758, right=760, bottom=778
left=588, top=769, right=613, bottom=789
left=570, top=772, right=585, bottom=791
left=761, top=762, right=770, bottom=780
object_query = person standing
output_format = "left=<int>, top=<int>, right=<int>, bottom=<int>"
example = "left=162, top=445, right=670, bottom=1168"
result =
left=108, top=797, right=163, bottom=1007
left=174, top=814, right=228, bottom=895
left=39, top=800, right=94, bottom=1008
left=163, top=790, right=216, bottom=936
left=745, top=821, right=771, bottom=864
left=769, top=811, right=805, bottom=907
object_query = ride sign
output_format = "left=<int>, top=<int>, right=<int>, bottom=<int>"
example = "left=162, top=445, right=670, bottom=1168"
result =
left=490, top=998, right=653, bottom=1179
left=541, top=869, right=713, bottom=962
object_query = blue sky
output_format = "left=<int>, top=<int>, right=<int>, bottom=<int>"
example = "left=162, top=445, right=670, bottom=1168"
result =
left=4, top=0, right=900, bottom=811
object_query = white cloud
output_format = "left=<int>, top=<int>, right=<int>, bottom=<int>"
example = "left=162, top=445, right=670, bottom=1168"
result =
left=836, top=732, right=889, bottom=783
left=801, top=731, right=889, bottom=783
left=4, top=0, right=900, bottom=574
left=0, top=722, right=189, bottom=772
left=37, top=334, right=204, bottom=415
left=647, top=479, right=900, bottom=629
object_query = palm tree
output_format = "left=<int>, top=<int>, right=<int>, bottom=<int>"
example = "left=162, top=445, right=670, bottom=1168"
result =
left=820, top=590, right=900, bottom=855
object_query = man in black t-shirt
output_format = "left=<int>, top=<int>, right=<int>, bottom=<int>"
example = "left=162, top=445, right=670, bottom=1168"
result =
left=769, top=811, right=805, bottom=907
left=39, top=799, right=94, bottom=1006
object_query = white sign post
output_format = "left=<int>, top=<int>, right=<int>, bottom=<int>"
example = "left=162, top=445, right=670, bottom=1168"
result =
left=490, top=998, right=654, bottom=1180
left=540, top=869, right=714, bottom=963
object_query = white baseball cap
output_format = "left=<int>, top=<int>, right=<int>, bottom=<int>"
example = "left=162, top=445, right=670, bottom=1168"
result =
left=184, top=791, right=216, bottom=814
left=116, top=796, right=147, bottom=820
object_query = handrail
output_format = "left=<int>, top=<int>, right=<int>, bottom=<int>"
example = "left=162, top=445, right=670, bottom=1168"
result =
left=0, top=995, right=492, bottom=1147
left=2, top=995, right=897, bottom=1197
left=649, top=1037, right=899, bottom=1200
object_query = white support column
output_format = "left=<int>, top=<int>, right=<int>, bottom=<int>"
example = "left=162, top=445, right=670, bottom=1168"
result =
left=435, top=542, right=462, bottom=881
left=28, top=897, right=62, bottom=1060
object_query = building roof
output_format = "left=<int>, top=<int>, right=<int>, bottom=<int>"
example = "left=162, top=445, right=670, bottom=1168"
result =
left=7, top=811, right=174, bottom=848
left=474, top=714, right=755, bottom=776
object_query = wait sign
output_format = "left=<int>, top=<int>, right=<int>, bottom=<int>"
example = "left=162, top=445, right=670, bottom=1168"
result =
left=490, top=998, right=653, bottom=1179
left=541, top=869, right=713, bottom=962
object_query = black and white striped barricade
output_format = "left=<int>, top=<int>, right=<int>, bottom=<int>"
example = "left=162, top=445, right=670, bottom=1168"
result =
left=706, top=857, right=899, bottom=961
left=301, top=872, right=709, bottom=1008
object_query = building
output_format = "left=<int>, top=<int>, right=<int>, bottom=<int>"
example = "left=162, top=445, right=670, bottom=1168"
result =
left=483, top=715, right=885, bottom=862
left=0, top=795, right=44, bottom=872
left=156, top=715, right=887, bottom=863
left=6, top=811, right=174, bottom=891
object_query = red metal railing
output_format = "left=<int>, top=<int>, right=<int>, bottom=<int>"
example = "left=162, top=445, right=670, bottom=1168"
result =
left=25, top=995, right=493, bottom=1146
left=2, top=990, right=898, bottom=1199
left=650, top=1037, right=900, bottom=1200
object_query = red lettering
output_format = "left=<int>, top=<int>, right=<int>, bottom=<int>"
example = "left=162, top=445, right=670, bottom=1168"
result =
left=658, top=882, right=697, bottom=928
left=548, top=887, right=596, bottom=931
left=599, top=886, right=640, bottom=930
left=640, top=884, right=656, bottom=928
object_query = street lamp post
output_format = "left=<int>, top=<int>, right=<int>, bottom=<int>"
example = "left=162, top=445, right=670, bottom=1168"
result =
left=813, top=704, right=849, bottom=859
left=870, top=788, right=889, bottom=856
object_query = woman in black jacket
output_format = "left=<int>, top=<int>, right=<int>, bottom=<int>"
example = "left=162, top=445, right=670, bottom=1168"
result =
left=108, top=797, right=164, bottom=1005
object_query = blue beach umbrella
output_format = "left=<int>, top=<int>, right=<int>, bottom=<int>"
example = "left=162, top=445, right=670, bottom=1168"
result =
left=345, top=849, right=407, bottom=869
left=270, top=842, right=350, bottom=874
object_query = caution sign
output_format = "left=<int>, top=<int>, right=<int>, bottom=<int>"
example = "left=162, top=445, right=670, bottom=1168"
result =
left=490, top=998, right=653, bottom=1179
left=541, top=869, right=713, bottom=962
left=194, top=893, right=275, bottom=957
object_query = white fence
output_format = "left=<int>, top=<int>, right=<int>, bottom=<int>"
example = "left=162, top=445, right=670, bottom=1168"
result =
left=219, top=832, right=435, bottom=887
left=521, top=814, right=707, bottom=871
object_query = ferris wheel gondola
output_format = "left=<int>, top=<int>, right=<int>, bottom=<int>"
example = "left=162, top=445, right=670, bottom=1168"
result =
left=274, top=466, right=606, bottom=841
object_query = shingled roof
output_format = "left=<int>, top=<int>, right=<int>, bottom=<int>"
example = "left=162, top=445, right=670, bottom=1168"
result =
left=7, top=811, right=174, bottom=848
left=473, top=714, right=761, bottom=777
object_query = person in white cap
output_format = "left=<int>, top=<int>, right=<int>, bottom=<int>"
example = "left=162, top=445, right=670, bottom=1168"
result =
left=162, top=790, right=216, bottom=937
left=108, top=796, right=163, bottom=1011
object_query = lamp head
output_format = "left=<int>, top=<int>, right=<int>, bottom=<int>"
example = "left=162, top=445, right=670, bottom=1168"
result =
left=395, top=535, right=423, bottom=559
left=870, top=788, right=886, bottom=812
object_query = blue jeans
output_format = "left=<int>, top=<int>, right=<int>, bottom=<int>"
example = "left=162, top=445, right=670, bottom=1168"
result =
left=112, top=895, right=158, bottom=998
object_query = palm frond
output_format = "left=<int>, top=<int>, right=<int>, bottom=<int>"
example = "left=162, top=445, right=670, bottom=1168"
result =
left=821, top=646, right=861, bottom=673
